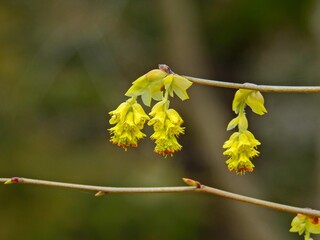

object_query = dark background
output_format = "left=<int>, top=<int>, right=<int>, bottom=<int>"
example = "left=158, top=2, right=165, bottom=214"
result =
left=0, top=1, right=319, bottom=239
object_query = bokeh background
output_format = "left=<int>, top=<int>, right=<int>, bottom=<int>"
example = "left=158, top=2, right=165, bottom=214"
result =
left=0, top=1, right=319, bottom=239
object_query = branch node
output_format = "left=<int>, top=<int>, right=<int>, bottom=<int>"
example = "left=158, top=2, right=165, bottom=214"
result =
left=243, top=82, right=257, bottom=88
left=4, top=177, right=22, bottom=184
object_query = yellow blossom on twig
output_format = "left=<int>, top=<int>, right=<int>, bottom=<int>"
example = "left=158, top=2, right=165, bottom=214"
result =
left=108, top=98, right=150, bottom=150
left=148, top=99, right=185, bottom=157
left=223, top=89, right=267, bottom=174
left=232, top=89, right=267, bottom=115
left=290, top=213, right=320, bottom=240
left=223, top=130, right=260, bottom=174
left=163, top=74, right=193, bottom=101
left=125, top=69, right=168, bottom=106
left=109, top=65, right=192, bottom=156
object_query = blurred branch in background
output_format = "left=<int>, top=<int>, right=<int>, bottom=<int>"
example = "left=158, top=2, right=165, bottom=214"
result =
left=312, top=0, right=320, bottom=220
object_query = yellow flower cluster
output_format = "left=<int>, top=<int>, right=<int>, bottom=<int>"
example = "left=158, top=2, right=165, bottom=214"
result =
left=148, top=100, right=184, bottom=156
left=223, top=89, right=267, bottom=174
left=290, top=214, right=320, bottom=240
left=108, top=97, right=149, bottom=150
left=223, top=130, right=260, bottom=174
left=108, top=65, right=192, bottom=156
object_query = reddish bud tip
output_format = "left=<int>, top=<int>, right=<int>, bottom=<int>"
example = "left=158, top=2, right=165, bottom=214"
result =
left=158, top=64, right=174, bottom=74
left=11, top=177, right=21, bottom=183
left=182, top=178, right=201, bottom=188
left=4, top=177, right=21, bottom=184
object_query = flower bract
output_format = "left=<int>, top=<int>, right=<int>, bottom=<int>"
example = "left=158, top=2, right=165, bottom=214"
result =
left=125, top=69, right=168, bottom=106
left=163, top=74, right=193, bottom=101
left=232, top=89, right=267, bottom=115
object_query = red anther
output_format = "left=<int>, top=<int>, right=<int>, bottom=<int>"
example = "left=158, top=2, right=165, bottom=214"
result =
left=311, top=217, right=319, bottom=224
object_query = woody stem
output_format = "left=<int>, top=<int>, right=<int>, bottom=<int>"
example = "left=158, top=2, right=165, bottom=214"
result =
left=2, top=177, right=320, bottom=217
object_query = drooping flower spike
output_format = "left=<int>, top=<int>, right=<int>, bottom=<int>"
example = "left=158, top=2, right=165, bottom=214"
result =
left=108, top=65, right=192, bottom=156
left=108, top=97, right=150, bottom=150
left=223, top=89, right=267, bottom=174
left=148, top=99, right=185, bottom=156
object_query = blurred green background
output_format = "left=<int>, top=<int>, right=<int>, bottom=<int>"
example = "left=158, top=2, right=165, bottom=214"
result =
left=0, top=1, right=320, bottom=239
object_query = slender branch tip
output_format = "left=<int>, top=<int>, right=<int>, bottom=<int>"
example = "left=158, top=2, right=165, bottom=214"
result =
left=185, top=75, right=320, bottom=93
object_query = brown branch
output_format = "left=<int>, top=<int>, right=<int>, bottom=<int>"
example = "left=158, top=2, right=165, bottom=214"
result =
left=2, top=177, right=320, bottom=218
left=197, top=185, right=320, bottom=217
left=185, top=76, right=320, bottom=93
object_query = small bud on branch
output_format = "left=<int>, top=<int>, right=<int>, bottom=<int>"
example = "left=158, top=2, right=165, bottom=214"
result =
left=95, top=191, right=106, bottom=197
left=182, top=178, right=201, bottom=188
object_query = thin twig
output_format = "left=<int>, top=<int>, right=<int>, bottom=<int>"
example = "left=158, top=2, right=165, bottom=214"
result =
left=0, top=177, right=197, bottom=193
left=197, top=186, right=320, bottom=217
left=1, top=177, right=320, bottom=217
left=185, top=76, right=320, bottom=93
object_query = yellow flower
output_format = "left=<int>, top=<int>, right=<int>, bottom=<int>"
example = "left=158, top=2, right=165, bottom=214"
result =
left=163, top=74, right=193, bottom=101
left=132, top=102, right=150, bottom=129
left=125, top=69, right=168, bottom=106
left=225, top=152, right=254, bottom=174
left=166, top=109, right=184, bottom=125
left=148, top=100, right=168, bottom=128
left=108, top=98, right=149, bottom=150
left=232, top=89, right=267, bottom=115
left=152, top=132, right=183, bottom=157
left=148, top=100, right=185, bottom=157
left=290, top=214, right=320, bottom=240
left=109, top=101, right=132, bottom=125
left=223, top=130, right=260, bottom=174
